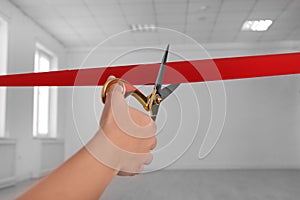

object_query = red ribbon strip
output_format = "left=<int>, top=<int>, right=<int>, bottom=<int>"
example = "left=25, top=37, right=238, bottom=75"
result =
left=0, top=52, right=299, bottom=86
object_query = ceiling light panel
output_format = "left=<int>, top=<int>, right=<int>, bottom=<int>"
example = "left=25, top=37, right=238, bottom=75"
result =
left=241, top=19, right=273, bottom=31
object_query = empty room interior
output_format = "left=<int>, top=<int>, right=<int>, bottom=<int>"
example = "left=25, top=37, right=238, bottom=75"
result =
left=0, top=0, right=300, bottom=199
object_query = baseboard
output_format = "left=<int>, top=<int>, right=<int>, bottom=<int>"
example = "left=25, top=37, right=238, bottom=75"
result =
left=0, top=176, right=16, bottom=189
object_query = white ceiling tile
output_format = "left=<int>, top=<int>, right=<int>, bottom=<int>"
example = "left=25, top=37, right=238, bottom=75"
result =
left=154, top=0, right=188, bottom=3
left=159, top=24, right=185, bottom=33
left=81, top=33, right=107, bottom=44
left=55, top=5, right=91, bottom=17
left=65, top=17, right=98, bottom=29
left=9, top=0, right=300, bottom=47
left=48, top=0, right=84, bottom=6
left=83, top=0, right=118, bottom=5
left=288, top=0, right=300, bottom=10
left=157, top=14, right=185, bottom=25
left=126, top=15, right=156, bottom=24
left=220, top=0, right=256, bottom=12
left=186, top=33, right=211, bottom=41
left=76, top=27, right=103, bottom=36
left=121, top=2, right=154, bottom=16
left=112, top=33, right=135, bottom=43
left=185, top=22, right=214, bottom=34
left=158, top=32, right=185, bottom=44
left=155, top=2, right=187, bottom=15
left=102, top=25, right=130, bottom=35
left=63, top=40, right=87, bottom=48
left=56, top=34, right=81, bottom=42
left=278, top=9, right=300, bottom=20
left=109, top=33, right=136, bottom=46
left=10, top=0, right=48, bottom=6
left=188, top=0, right=222, bottom=14
left=87, top=5, right=123, bottom=18
left=269, top=21, right=297, bottom=31
left=119, top=0, right=153, bottom=4
left=212, top=21, right=244, bottom=35
left=187, top=13, right=216, bottom=26
left=36, top=19, right=71, bottom=31
left=94, top=16, right=127, bottom=27
left=253, top=0, right=290, bottom=12
left=18, top=5, right=59, bottom=19
left=248, top=10, right=281, bottom=20
left=217, top=12, right=249, bottom=22
left=211, top=31, right=236, bottom=43
left=211, top=36, right=235, bottom=43
left=55, top=32, right=87, bottom=47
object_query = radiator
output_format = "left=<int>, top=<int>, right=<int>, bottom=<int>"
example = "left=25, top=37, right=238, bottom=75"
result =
left=32, top=139, right=64, bottom=178
left=0, top=140, right=16, bottom=189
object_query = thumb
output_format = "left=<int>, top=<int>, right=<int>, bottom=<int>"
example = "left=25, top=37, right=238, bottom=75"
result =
left=100, top=76, right=126, bottom=126
left=105, top=76, right=125, bottom=105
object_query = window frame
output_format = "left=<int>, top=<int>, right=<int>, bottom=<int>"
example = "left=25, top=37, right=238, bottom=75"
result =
left=33, top=43, right=58, bottom=139
left=0, top=15, right=8, bottom=138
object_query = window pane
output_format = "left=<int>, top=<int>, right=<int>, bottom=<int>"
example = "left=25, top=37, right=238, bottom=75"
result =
left=37, top=86, right=49, bottom=134
left=0, top=17, right=8, bottom=137
left=39, top=55, right=50, bottom=72
left=34, top=49, right=51, bottom=136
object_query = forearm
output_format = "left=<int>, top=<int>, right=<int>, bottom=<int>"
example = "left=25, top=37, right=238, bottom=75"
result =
left=17, top=146, right=117, bottom=200
left=17, top=78, right=157, bottom=199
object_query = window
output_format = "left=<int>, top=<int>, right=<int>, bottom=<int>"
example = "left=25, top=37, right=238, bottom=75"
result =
left=0, top=16, right=8, bottom=138
left=33, top=44, right=58, bottom=138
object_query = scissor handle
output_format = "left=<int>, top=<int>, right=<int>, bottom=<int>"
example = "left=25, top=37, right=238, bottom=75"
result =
left=101, top=78, right=151, bottom=111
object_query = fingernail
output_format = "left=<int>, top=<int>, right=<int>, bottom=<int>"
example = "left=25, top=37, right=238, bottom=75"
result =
left=108, top=75, right=116, bottom=80
left=115, top=83, right=124, bottom=93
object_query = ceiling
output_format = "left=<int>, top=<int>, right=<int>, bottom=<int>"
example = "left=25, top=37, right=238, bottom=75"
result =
left=8, top=0, right=300, bottom=48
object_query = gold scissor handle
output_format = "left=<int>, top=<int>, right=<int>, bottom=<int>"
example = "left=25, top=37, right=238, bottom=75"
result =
left=102, top=78, right=161, bottom=112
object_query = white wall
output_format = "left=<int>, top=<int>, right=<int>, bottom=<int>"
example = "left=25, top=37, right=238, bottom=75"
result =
left=0, top=140, right=15, bottom=188
left=0, top=0, right=66, bottom=182
left=65, top=41, right=300, bottom=170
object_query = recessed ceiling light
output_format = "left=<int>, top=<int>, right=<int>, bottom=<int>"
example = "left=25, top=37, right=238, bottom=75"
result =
left=130, top=24, right=157, bottom=32
left=241, top=19, right=273, bottom=31
left=199, top=5, right=208, bottom=11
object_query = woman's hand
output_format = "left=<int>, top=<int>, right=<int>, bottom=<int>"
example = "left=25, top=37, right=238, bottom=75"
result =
left=88, top=77, right=157, bottom=176
left=17, top=76, right=155, bottom=200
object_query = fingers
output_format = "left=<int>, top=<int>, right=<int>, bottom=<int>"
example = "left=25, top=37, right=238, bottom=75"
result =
left=144, top=153, right=153, bottom=165
left=103, top=76, right=157, bottom=139
left=98, top=76, right=157, bottom=177
left=149, top=136, right=157, bottom=150
left=117, top=152, right=153, bottom=176
left=109, top=95, right=157, bottom=139
left=88, top=132, right=155, bottom=174
left=117, top=171, right=136, bottom=176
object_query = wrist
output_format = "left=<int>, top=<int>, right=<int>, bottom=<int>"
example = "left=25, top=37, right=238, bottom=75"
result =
left=86, top=130, right=122, bottom=173
left=87, top=146, right=119, bottom=176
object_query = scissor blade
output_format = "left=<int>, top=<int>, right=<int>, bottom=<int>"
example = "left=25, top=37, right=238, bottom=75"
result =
left=150, top=104, right=159, bottom=121
left=160, top=84, right=180, bottom=101
left=155, top=44, right=169, bottom=93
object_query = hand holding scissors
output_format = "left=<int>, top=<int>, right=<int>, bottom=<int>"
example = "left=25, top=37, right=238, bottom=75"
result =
left=102, top=45, right=180, bottom=121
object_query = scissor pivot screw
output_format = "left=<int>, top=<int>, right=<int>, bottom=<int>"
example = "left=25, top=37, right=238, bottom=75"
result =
left=155, top=95, right=162, bottom=104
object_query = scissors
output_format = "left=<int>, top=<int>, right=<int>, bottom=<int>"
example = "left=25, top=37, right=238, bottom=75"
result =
left=101, top=45, right=179, bottom=121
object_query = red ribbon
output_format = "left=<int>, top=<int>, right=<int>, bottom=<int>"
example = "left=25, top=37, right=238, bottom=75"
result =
left=0, top=52, right=299, bottom=86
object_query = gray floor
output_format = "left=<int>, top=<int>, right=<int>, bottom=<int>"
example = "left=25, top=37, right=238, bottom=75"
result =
left=1, top=170, right=299, bottom=200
